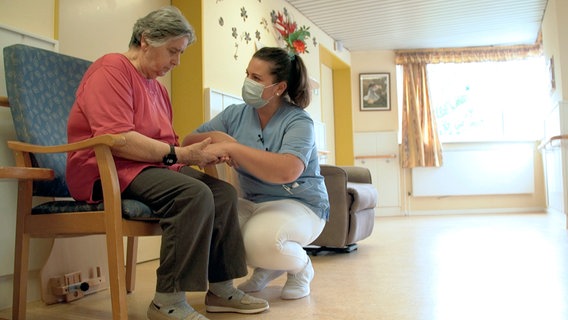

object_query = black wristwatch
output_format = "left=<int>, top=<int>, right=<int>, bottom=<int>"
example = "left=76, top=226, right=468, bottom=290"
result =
left=162, top=144, right=177, bottom=166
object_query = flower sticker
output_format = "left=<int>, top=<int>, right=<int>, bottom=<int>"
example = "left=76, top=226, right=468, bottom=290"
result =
left=271, top=9, right=311, bottom=55
left=242, top=31, right=251, bottom=44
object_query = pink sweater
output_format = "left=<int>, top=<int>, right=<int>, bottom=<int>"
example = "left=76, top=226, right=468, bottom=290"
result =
left=67, top=53, right=181, bottom=202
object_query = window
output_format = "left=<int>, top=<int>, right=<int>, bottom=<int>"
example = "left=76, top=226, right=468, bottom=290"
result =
left=398, top=57, right=550, bottom=142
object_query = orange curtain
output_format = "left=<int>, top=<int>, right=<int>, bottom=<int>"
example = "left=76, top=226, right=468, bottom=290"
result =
left=400, top=63, right=442, bottom=168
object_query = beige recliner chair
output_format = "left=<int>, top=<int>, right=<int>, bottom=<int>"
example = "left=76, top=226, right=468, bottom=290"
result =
left=306, top=165, right=378, bottom=254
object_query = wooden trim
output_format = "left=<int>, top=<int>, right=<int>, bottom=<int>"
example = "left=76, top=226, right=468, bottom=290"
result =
left=0, top=96, right=9, bottom=107
left=355, top=154, right=397, bottom=160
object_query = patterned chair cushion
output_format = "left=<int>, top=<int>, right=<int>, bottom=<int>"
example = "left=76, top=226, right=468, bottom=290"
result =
left=32, top=199, right=159, bottom=221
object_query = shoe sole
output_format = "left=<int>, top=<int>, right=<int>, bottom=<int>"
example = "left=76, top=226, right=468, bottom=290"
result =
left=205, top=304, right=269, bottom=314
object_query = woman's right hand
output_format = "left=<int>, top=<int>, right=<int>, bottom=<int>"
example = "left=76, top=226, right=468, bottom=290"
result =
left=178, top=137, right=227, bottom=168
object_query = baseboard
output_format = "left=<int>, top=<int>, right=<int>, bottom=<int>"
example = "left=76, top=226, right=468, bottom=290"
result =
left=404, top=207, right=546, bottom=216
left=375, top=206, right=548, bottom=217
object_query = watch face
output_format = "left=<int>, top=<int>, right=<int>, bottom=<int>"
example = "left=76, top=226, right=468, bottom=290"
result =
left=163, top=146, right=177, bottom=166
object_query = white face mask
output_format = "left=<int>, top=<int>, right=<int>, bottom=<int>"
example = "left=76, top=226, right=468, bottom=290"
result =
left=241, top=78, right=277, bottom=109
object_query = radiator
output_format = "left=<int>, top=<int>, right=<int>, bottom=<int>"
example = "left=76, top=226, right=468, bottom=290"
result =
left=412, top=143, right=535, bottom=197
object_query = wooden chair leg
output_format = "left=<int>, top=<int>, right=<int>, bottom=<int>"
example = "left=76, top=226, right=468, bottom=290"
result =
left=125, top=236, right=138, bottom=293
left=106, top=228, right=129, bottom=320
left=13, top=233, right=30, bottom=320
left=13, top=184, right=34, bottom=320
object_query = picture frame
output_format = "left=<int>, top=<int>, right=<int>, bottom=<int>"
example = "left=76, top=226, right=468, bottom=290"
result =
left=548, top=56, right=556, bottom=93
left=359, top=73, right=390, bottom=111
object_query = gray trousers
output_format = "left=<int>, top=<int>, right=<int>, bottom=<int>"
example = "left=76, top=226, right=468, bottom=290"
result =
left=122, top=166, right=247, bottom=292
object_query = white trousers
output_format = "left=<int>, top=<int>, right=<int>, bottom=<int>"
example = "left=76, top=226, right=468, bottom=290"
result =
left=238, top=198, right=325, bottom=273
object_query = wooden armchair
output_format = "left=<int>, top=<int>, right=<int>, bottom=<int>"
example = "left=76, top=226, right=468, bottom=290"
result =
left=0, top=44, right=185, bottom=319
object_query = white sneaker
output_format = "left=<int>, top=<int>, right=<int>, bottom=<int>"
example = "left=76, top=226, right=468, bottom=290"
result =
left=237, top=268, right=285, bottom=292
left=281, top=259, right=314, bottom=300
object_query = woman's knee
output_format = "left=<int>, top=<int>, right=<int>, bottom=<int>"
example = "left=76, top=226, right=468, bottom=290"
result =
left=243, top=231, right=283, bottom=267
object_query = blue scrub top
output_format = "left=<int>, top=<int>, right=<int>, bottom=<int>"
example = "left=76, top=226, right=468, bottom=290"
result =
left=194, top=102, right=329, bottom=220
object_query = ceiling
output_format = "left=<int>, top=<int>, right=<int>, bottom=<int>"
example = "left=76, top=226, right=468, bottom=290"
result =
left=284, top=0, right=549, bottom=52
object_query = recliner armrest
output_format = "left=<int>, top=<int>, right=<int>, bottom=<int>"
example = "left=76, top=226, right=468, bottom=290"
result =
left=340, top=166, right=373, bottom=184
left=347, top=182, right=378, bottom=214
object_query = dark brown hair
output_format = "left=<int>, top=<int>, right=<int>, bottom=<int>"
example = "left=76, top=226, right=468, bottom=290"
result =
left=253, top=47, right=311, bottom=108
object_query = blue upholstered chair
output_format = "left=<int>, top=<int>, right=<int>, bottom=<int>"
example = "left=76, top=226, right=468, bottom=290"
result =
left=0, top=44, right=193, bottom=319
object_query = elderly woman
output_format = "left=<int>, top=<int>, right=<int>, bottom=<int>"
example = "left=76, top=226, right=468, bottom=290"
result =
left=66, top=6, right=268, bottom=320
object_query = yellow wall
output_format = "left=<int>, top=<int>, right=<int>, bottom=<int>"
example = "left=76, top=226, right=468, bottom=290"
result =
left=350, top=50, right=399, bottom=132
left=171, top=0, right=204, bottom=139
left=319, top=46, right=354, bottom=165
left=0, top=0, right=55, bottom=39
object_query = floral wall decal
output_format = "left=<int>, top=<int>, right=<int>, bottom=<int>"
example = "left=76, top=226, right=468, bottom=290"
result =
left=260, top=17, right=269, bottom=32
left=241, top=31, right=251, bottom=44
left=217, top=4, right=316, bottom=61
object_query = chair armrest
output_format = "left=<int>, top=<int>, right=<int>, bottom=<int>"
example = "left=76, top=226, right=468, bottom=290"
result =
left=0, top=166, right=54, bottom=180
left=7, top=134, right=126, bottom=154
left=347, top=182, right=378, bottom=214
left=6, top=134, right=126, bottom=209
left=339, top=166, right=373, bottom=184
left=0, top=95, right=9, bottom=107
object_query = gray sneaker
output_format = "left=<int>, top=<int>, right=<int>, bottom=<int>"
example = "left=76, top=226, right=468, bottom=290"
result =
left=205, top=290, right=269, bottom=314
left=147, top=301, right=209, bottom=320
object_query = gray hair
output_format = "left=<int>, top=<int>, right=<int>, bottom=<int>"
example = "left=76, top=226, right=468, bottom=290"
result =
left=129, top=6, right=195, bottom=48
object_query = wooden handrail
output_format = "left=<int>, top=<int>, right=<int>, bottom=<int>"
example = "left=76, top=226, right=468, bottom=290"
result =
left=355, top=154, right=397, bottom=160
left=538, top=134, right=568, bottom=150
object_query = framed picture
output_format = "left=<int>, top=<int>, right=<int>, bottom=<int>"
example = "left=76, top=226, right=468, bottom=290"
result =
left=359, top=73, right=390, bottom=111
left=548, top=56, right=556, bottom=93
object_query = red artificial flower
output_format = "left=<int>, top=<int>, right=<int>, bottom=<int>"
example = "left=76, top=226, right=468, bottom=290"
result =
left=292, top=40, right=307, bottom=54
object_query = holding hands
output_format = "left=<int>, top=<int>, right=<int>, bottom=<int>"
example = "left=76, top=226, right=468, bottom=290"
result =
left=178, top=137, right=228, bottom=168
left=182, top=131, right=238, bottom=168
